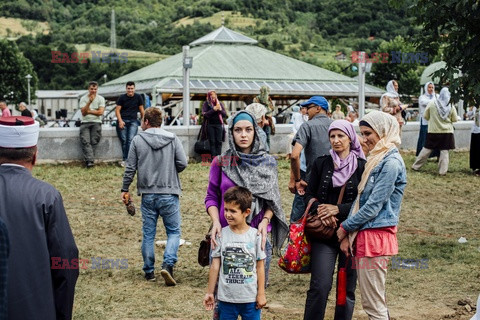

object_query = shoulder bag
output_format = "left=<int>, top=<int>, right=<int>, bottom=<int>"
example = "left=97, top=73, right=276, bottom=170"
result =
left=278, top=198, right=317, bottom=274
left=304, top=184, right=346, bottom=241
left=197, top=225, right=212, bottom=267
left=194, top=121, right=210, bottom=155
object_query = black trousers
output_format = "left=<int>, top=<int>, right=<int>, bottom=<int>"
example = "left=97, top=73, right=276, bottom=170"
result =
left=304, top=241, right=356, bottom=320
left=207, top=124, right=223, bottom=157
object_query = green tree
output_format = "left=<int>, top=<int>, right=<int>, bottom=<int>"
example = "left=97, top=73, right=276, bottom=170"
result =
left=367, top=36, right=421, bottom=98
left=0, top=39, right=37, bottom=103
left=412, top=0, right=480, bottom=104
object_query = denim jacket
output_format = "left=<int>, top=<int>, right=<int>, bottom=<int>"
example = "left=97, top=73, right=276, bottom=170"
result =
left=341, top=148, right=407, bottom=232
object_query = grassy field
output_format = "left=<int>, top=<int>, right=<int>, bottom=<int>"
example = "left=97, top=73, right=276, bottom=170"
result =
left=32, top=152, right=479, bottom=320
left=175, top=11, right=261, bottom=28
left=74, top=44, right=168, bottom=63
left=0, top=16, right=49, bottom=38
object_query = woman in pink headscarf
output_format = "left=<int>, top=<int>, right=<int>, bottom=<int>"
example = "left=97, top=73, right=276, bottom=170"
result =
left=202, top=90, right=227, bottom=157
left=303, top=120, right=366, bottom=320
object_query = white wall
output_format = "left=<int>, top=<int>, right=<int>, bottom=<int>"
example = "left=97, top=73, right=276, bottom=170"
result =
left=36, top=121, right=474, bottom=163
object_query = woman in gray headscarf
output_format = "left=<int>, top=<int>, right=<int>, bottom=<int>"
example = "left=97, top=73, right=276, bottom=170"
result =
left=416, top=82, right=440, bottom=156
left=412, top=87, right=458, bottom=175
left=205, top=110, right=288, bottom=264
left=204, top=110, right=289, bottom=319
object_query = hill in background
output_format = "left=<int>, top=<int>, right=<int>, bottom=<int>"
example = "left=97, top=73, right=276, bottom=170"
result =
left=0, top=0, right=422, bottom=90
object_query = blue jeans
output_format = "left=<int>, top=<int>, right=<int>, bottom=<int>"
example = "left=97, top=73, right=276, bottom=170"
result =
left=290, top=170, right=306, bottom=223
left=141, top=194, right=181, bottom=273
left=116, top=119, right=139, bottom=161
left=218, top=301, right=260, bottom=320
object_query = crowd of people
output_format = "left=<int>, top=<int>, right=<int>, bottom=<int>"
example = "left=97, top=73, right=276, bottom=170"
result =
left=0, top=80, right=478, bottom=320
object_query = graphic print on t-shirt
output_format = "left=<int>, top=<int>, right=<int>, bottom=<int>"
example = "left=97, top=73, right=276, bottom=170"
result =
left=222, top=243, right=255, bottom=283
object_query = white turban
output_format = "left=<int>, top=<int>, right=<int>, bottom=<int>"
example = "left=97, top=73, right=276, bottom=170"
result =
left=0, top=117, right=40, bottom=148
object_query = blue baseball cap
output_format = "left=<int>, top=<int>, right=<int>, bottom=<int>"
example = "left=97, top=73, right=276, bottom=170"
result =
left=300, top=96, right=329, bottom=111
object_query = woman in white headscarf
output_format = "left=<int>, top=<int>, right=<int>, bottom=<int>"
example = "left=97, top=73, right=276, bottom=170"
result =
left=416, top=82, right=440, bottom=157
left=380, top=80, right=409, bottom=130
left=412, top=87, right=458, bottom=175
left=285, top=105, right=306, bottom=159
left=336, top=111, right=407, bottom=320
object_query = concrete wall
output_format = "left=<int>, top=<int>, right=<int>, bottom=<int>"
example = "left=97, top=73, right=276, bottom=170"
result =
left=36, top=121, right=474, bottom=163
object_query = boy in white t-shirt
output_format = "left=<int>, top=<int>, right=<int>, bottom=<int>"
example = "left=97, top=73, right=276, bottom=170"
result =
left=203, top=186, right=266, bottom=320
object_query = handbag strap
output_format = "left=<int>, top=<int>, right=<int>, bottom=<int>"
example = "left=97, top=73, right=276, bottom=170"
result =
left=301, top=198, right=318, bottom=224
left=337, top=184, right=346, bottom=205
left=206, top=224, right=213, bottom=240
left=197, top=120, right=208, bottom=141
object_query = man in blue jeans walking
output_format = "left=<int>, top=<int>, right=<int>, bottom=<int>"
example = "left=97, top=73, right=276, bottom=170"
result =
left=121, top=107, right=187, bottom=286
left=115, top=81, right=145, bottom=166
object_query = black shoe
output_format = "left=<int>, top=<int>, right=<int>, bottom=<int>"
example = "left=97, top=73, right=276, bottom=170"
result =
left=160, top=264, right=176, bottom=286
left=145, top=271, right=156, bottom=282
left=86, top=161, right=94, bottom=168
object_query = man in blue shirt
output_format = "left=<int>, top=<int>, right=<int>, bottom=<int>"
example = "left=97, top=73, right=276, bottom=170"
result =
left=289, top=96, right=333, bottom=219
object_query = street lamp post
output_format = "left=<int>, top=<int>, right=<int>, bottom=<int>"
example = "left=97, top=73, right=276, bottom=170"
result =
left=182, top=45, right=193, bottom=127
left=26, top=74, right=32, bottom=107
left=357, top=53, right=372, bottom=119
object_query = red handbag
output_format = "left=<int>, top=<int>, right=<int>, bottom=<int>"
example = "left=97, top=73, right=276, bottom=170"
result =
left=278, top=199, right=317, bottom=274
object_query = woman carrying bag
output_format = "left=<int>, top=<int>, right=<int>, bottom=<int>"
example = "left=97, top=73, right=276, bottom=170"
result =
left=337, top=111, right=407, bottom=320
left=202, top=90, right=227, bottom=157
left=303, top=120, right=366, bottom=320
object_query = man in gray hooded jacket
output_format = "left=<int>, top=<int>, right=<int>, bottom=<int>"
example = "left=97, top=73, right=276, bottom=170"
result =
left=121, top=107, right=187, bottom=286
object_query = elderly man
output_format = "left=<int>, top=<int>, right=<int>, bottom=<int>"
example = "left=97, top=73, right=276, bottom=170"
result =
left=18, top=102, right=33, bottom=117
left=0, top=101, right=11, bottom=118
left=0, top=116, right=79, bottom=319
left=79, top=81, right=106, bottom=168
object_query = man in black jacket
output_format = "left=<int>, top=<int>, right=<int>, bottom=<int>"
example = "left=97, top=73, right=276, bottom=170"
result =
left=0, top=116, right=79, bottom=320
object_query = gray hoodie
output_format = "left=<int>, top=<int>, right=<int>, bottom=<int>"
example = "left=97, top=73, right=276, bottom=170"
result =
left=122, top=127, right=187, bottom=195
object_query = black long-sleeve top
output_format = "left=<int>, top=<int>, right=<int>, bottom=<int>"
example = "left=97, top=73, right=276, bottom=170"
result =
left=304, top=155, right=366, bottom=245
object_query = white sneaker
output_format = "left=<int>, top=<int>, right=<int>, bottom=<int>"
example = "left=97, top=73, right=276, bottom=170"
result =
left=119, top=161, right=125, bottom=167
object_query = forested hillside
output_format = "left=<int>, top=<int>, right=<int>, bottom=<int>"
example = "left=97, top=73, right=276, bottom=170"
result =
left=0, top=0, right=424, bottom=92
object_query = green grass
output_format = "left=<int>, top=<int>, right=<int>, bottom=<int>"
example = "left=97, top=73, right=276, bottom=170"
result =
left=0, top=16, right=49, bottom=38
left=74, top=44, right=169, bottom=63
left=175, top=11, right=262, bottom=28
left=32, top=151, right=479, bottom=319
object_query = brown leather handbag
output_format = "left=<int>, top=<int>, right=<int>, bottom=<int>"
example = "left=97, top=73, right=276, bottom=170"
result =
left=305, top=184, right=346, bottom=241
left=198, top=225, right=212, bottom=267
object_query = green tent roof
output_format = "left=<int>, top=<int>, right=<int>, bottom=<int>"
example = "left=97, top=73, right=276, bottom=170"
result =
left=99, top=27, right=383, bottom=98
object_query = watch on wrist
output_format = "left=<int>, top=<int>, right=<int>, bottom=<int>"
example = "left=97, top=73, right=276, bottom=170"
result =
left=121, top=189, right=128, bottom=192
left=295, top=178, right=301, bottom=182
